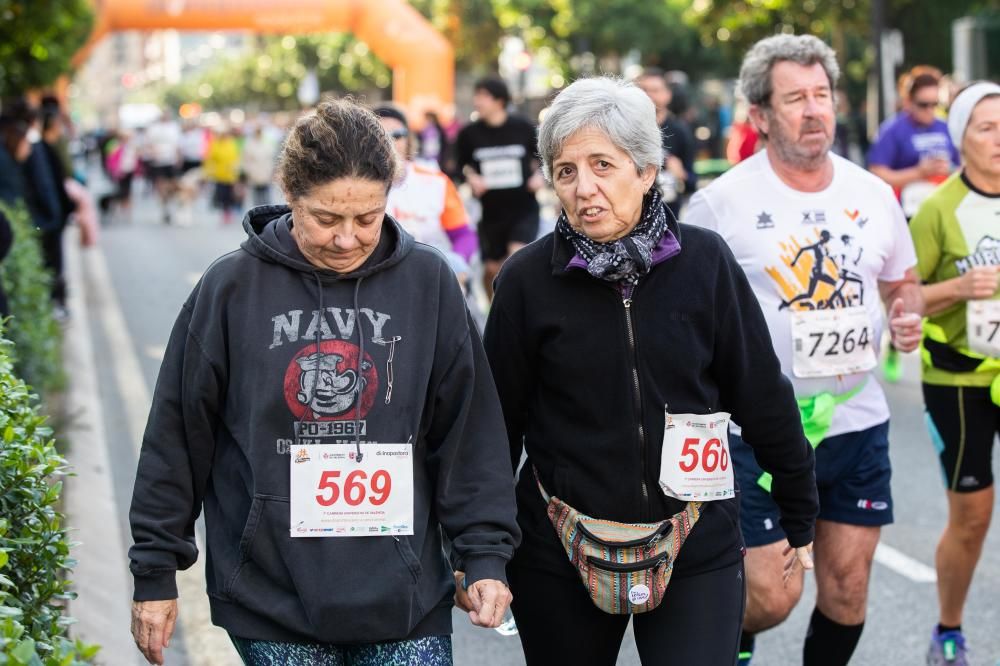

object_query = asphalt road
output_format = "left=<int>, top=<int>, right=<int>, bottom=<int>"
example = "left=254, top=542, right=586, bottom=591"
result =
left=71, top=181, right=1000, bottom=666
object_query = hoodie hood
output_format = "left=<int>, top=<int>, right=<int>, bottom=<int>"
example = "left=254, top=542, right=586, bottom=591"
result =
left=129, top=203, right=520, bottom=645
left=241, top=204, right=415, bottom=280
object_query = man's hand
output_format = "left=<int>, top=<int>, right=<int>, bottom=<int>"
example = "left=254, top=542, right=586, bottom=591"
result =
left=454, top=572, right=512, bottom=628
left=888, top=297, right=923, bottom=352
left=957, top=266, right=1000, bottom=301
left=527, top=170, right=545, bottom=193
left=917, top=156, right=951, bottom=179
left=467, top=172, right=488, bottom=198
left=782, top=543, right=814, bottom=585
left=665, top=155, right=687, bottom=183
left=131, top=599, right=178, bottom=665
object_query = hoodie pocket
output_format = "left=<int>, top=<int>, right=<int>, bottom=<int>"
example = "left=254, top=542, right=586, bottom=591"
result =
left=225, top=496, right=426, bottom=643
left=222, top=495, right=266, bottom=596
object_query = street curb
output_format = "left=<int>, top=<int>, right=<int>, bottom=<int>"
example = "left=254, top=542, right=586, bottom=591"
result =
left=62, top=228, right=137, bottom=664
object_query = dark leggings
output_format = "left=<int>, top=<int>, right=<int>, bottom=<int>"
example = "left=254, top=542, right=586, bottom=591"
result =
left=230, top=634, right=452, bottom=666
left=510, top=559, right=746, bottom=665
left=39, top=227, right=66, bottom=306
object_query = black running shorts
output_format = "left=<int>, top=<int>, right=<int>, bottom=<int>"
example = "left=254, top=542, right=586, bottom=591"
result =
left=478, top=210, right=540, bottom=262
left=923, top=383, right=998, bottom=492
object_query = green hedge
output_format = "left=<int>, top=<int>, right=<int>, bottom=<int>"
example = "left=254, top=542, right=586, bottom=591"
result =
left=0, top=202, right=63, bottom=393
left=0, top=331, right=97, bottom=665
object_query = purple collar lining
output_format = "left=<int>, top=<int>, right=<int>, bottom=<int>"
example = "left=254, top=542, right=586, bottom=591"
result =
left=566, top=227, right=682, bottom=271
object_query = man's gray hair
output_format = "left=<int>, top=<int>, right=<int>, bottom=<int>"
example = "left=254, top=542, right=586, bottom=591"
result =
left=538, top=76, right=663, bottom=182
left=738, top=34, right=840, bottom=106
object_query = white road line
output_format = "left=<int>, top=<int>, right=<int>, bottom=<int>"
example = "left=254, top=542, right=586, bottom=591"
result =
left=82, top=244, right=240, bottom=666
left=63, top=231, right=137, bottom=662
left=874, top=543, right=937, bottom=583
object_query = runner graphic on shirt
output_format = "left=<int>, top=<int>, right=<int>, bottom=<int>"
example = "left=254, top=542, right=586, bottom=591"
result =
left=768, top=229, right=865, bottom=311
left=828, top=235, right=866, bottom=307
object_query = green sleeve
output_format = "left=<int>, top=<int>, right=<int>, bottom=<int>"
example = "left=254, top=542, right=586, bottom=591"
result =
left=909, top=198, right=943, bottom=283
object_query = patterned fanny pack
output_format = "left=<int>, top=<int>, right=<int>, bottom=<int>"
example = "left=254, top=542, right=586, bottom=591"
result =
left=535, top=469, right=702, bottom=615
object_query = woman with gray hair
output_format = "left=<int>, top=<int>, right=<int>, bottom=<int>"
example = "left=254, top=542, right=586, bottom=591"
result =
left=480, top=76, right=818, bottom=664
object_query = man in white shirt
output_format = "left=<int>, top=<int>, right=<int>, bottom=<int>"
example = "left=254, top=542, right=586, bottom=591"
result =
left=684, top=35, right=923, bottom=666
left=145, top=114, right=181, bottom=224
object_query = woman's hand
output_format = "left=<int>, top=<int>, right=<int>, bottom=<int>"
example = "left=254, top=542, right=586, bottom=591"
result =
left=957, top=266, right=1000, bottom=301
left=781, top=543, right=814, bottom=585
left=453, top=571, right=512, bottom=628
left=131, top=599, right=178, bottom=665
left=453, top=571, right=473, bottom=611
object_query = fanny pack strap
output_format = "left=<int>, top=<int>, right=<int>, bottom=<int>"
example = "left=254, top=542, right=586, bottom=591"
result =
left=533, top=466, right=553, bottom=503
left=756, top=377, right=867, bottom=492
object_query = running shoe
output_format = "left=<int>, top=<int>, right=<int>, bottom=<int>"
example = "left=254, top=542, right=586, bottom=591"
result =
left=883, top=346, right=902, bottom=383
left=926, top=627, right=969, bottom=665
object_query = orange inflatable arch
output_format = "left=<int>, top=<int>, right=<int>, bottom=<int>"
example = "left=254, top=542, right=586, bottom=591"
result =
left=75, top=0, right=455, bottom=121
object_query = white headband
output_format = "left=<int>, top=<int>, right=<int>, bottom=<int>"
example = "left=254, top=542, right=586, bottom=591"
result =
left=948, top=81, right=1000, bottom=149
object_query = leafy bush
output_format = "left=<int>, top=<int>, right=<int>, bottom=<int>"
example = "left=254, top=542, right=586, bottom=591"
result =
left=0, top=202, right=63, bottom=392
left=0, top=332, right=97, bottom=664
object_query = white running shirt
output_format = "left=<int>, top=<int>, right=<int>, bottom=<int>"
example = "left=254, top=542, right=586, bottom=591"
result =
left=386, top=162, right=467, bottom=255
left=684, top=151, right=917, bottom=438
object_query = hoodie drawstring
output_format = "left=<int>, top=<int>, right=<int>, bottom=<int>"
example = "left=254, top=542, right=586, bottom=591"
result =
left=352, top=278, right=365, bottom=463
left=295, top=273, right=366, bottom=464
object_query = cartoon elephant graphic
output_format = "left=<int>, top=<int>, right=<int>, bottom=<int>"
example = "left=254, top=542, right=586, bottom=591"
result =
left=295, top=352, right=373, bottom=417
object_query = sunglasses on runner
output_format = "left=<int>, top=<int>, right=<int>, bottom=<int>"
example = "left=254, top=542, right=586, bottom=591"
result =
left=912, top=100, right=937, bottom=110
left=390, top=128, right=409, bottom=139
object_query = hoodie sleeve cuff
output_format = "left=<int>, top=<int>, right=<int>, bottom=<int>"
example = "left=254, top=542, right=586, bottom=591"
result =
left=461, top=555, right=510, bottom=589
left=783, top=526, right=815, bottom=550
left=132, top=571, right=178, bottom=601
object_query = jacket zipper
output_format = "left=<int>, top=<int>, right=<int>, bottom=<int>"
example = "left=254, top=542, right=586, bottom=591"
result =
left=623, top=295, right=650, bottom=520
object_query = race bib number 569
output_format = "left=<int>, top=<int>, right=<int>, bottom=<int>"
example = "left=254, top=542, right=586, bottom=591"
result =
left=290, top=443, right=414, bottom=537
left=658, top=411, right=734, bottom=501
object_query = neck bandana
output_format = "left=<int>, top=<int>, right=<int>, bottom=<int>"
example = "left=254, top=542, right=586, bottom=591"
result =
left=556, top=188, right=668, bottom=285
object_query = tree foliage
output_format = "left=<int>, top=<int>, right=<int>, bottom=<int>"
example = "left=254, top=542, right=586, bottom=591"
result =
left=683, top=0, right=999, bottom=82
left=412, top=0, right=735, bottom=77
left=157, top=34, right=392, bottom=112
left=0, top=0, right=94, bottom=98
left=0, top=202, right=63, bottom=393
left=0, top=330, right=98, bottom=664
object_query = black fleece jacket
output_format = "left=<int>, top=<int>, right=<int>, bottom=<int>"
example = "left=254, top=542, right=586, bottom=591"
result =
left=128, top=206, right=519, bottom=644
left=484, top=218, right=817, bottom=578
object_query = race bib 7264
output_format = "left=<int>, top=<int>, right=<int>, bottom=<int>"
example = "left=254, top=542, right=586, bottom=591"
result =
left=791, top=307, right=877, bottom=378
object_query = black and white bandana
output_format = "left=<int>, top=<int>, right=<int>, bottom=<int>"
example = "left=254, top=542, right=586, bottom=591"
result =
left=556, top=188, right=668, bottom=285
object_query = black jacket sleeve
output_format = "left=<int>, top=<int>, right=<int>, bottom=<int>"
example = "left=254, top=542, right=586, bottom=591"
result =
left=424, top=270, right=520, bottom=587
left=128, top=299, right=227, bottom=600
left=709, top=239, right=818, bottom=548
left=482, top=274, right=536, bottom=473
left=455, top=127, right=474, bottom=179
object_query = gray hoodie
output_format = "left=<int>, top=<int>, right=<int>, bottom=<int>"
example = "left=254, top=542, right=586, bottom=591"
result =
left=129, top=205, right=520, bottom=643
